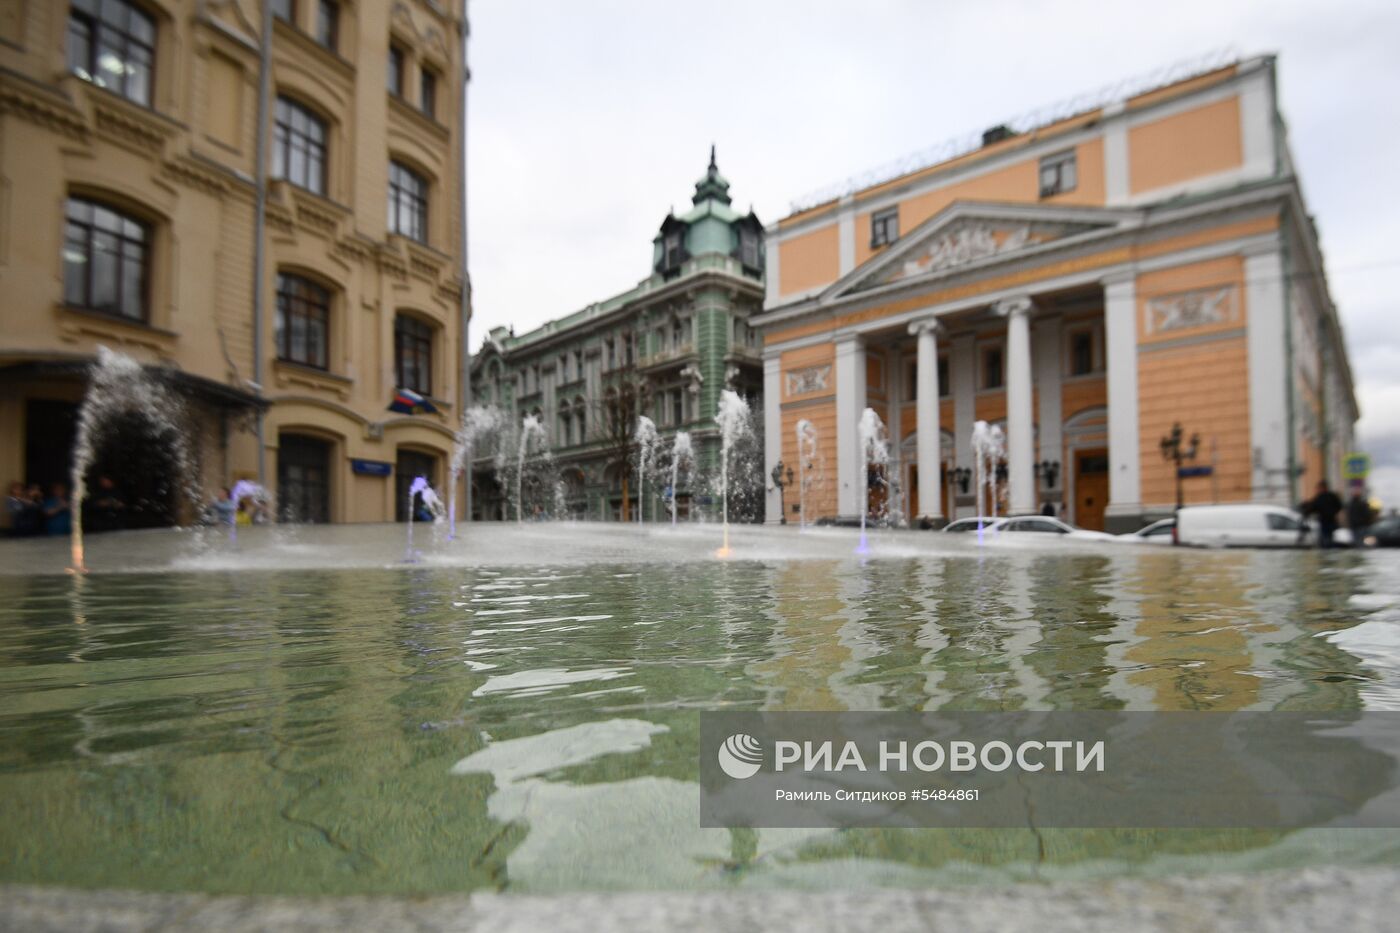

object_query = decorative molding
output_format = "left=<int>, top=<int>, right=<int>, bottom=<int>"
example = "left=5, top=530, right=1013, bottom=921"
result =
left=785, top=364, right=831, bottom=396
left=1145, top=284, right=1237, bottom=335
left=0, top=74, right=88, bottom=142
left=90, top=93, right=178, bottom=157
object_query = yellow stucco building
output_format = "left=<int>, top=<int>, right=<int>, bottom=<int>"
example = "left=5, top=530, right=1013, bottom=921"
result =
left=0, top=0, right=466, bottom=527
left=755, top=55, right=1358, bottom=532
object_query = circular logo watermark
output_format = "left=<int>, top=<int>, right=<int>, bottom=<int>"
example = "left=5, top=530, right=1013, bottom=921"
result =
left=717, top=733, right=763, bottom=780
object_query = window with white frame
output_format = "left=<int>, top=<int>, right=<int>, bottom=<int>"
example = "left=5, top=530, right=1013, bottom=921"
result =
left=1039, top=150, right=1077, bottom=198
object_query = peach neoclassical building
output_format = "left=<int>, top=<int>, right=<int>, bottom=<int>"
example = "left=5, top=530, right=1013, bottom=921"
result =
left=755, top=55, right=1358, bottom=532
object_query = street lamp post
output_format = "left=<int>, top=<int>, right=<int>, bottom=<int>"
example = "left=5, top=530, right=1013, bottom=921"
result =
left=1160, top=422, right=1200, bottom=543
left=771, top=460, right=794, bottom=525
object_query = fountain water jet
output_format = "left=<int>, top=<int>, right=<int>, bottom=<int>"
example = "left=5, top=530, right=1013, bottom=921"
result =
left=447, top=405, right=502, bottom=538
left=669, top=431, right=693, bottom=528
left=634, top=416, right=658, bottom=525
left=515, top=414, right=547, bottom=523
left=855, top=408, right=890, bottom=555
left=795, top=419, right=819, bottom=531
left=713, top=390, right=751, bottom=558
left=970, top=419, right=1006, bottom=544
left=68, top=347, right=193, bottom=573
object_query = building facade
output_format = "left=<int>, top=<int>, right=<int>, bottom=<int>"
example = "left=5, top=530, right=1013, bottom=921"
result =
left=0, top=0, right=466, bottom=528
left=470, top=151, right=765, bottom=521
left=755, top=55, right=1358, bottom=532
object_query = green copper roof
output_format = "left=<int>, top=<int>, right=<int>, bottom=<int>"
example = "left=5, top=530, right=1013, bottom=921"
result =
left=691, top=144, right=731, bottom=206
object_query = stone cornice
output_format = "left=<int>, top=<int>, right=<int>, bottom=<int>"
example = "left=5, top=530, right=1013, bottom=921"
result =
left=0, top=70, right=87, bottom=142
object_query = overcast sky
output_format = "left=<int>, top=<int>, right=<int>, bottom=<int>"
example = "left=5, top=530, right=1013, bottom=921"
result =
left=465, top=0, right=1400, bottom=505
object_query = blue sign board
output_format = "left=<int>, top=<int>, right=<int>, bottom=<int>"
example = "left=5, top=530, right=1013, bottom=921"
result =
left=351, top=459, right=392, bottom=477
left=1178, top=465, right=1213, bottom=478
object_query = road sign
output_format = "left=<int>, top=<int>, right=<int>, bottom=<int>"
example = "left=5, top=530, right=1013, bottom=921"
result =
left=1178, top=465, right=1213, bottom=478
left=1344, top=453, right=1371, bottom=480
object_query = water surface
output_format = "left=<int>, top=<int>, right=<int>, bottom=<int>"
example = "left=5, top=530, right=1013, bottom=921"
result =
left=2, top=524, right=1399, bottom=894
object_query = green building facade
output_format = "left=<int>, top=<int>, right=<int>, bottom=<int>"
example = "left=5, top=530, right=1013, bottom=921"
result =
left=469, top=151, right=765, bottom=521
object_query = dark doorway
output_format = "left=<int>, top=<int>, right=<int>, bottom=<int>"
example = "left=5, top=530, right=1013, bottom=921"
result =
left=25, top=399, right=78, bottom=489
left=278, top=434, right=331, bottom=523
left=396, top=449, right=437, bottom=521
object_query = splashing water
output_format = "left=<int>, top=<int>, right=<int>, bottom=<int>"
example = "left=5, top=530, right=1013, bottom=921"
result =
left=714, top=390, right=751, bottom=558
left=448, top=405, right=503, bottom=539
left=855, top=408, right=890, bottom=555
left=795, top=419, right=819, bottom=531
left=635, top=416, right=658, bottom=525
left=971, top=419, right=1006, bottom=544
left=69, top=347, right=194, bottom=573
left=669, top=431, right=693, bottom=528
left=516, top=415, right=547, bottom=524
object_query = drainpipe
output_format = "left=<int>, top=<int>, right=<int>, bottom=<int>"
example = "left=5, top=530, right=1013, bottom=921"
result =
left=457, top=0, right=473, bottom=522
left=250, top=0, right=275, bottom=485
left=1282, top=228, right=1298, bottom=505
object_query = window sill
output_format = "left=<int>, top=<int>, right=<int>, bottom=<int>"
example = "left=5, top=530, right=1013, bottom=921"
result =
left=55, top=304, right=178, bottom=355
left=388, top=93, right=451, bottom=141
left=273, top=359, right=351, bottom=400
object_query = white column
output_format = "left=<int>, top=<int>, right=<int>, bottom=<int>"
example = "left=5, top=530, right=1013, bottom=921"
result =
left=950, top=333, right=976, bottom=519
left=910, top=319, right=943, bottom=522
left=1034, top=315, right=1064, bottom=503
left=1104, top=273, right=1142, bottom=522
left=837, top=195, right=856, bottom=277
left=763, top=352, right=783, bottom=523
left=834, top=335, right=867, bottom=518
left=999, top=297, right=1035, bottom=515
left=1245, top=246, right=1289, bottom=504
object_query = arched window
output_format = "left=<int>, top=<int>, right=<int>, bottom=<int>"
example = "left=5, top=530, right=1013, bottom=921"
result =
left=275, top=273, right=330, bottom=369
left=67, top=0, right=154, bottom=106
left=558, top=404, right=571, bottom=447
left=388, top=160, right=428, bottom=242
left=63, top=197, right=150, bottom=321
left=394, top=313, right=433, bottom=394
left=575, top=396, right=587, bottom=443
left=273, top=96, right=328, bottom=195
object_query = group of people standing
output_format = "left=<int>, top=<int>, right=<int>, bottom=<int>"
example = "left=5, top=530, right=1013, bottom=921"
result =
left=5, top=477, right=127, bottom=537
left=1299, top=480, right=1376, bottom=548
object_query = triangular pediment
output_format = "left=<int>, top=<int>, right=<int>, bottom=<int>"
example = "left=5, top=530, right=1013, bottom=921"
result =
left=829, top=202, right=1135, bottom=301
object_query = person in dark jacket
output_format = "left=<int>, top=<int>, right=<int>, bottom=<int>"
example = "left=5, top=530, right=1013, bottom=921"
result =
left=1347, top=489, right=1374, bottom=547
left=1300, top=480, right=1344, bottom=548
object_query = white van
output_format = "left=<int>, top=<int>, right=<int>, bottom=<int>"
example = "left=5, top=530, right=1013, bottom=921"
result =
left=1175, top=504, right=1313, bottom=548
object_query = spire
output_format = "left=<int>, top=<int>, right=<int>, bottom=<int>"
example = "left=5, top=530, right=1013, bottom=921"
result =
left=693, top=144, right=731, bottom=206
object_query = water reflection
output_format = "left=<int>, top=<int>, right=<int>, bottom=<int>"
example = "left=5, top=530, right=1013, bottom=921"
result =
left=0, top=538, right=1398, bottom=894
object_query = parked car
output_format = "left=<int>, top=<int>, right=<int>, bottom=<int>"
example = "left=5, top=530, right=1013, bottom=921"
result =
left=1175, top=504, right=1351, bottom=548
left=993, top=516, right=1118, bottom=542
left=942, top=517, right=1003, bottom=533
left=1117, top=518, right=1176, bottom=545
left=1364, top=515, right=1400, bottom=547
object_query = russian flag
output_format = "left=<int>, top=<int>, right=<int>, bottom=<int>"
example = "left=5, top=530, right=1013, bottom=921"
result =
left=388, top=387, right=439, bottom=415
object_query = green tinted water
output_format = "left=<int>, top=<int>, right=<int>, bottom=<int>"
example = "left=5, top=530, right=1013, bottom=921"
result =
left=2, top=532, right=1400, bottom=894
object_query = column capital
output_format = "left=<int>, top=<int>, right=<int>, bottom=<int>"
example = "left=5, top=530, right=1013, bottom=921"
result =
left=992, top=295, right=1033, bottom=319
left=907, top=317, right=945, bottom=337
left=834, top=332, right=864, bottom=351
left=1100, top=269, right=1136, bottom=288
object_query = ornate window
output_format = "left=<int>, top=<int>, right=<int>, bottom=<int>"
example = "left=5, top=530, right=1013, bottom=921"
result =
left=388, top=160, right=428, bottom=242
left=387, top=44, right=405, bottom=97
left=67, top=0, right=155, bottom=107
left=63, top=197, right=149, bottom=321
left=871, top=207, right=899, bottom=248
left=982, top=347, right=1003, bottom=390
left=394, top=314, right=433, bottom=394
left=1039, top=150, right=1077, bottom=198
left=273, top=97, right=328, bottom=195
left=738, top=227, right=761, bottom=268
left=275, top=273, right=330, bottom=369
left=315, top=0, right=338, bottom=50
left=420, top=67, right=437, bottom=118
